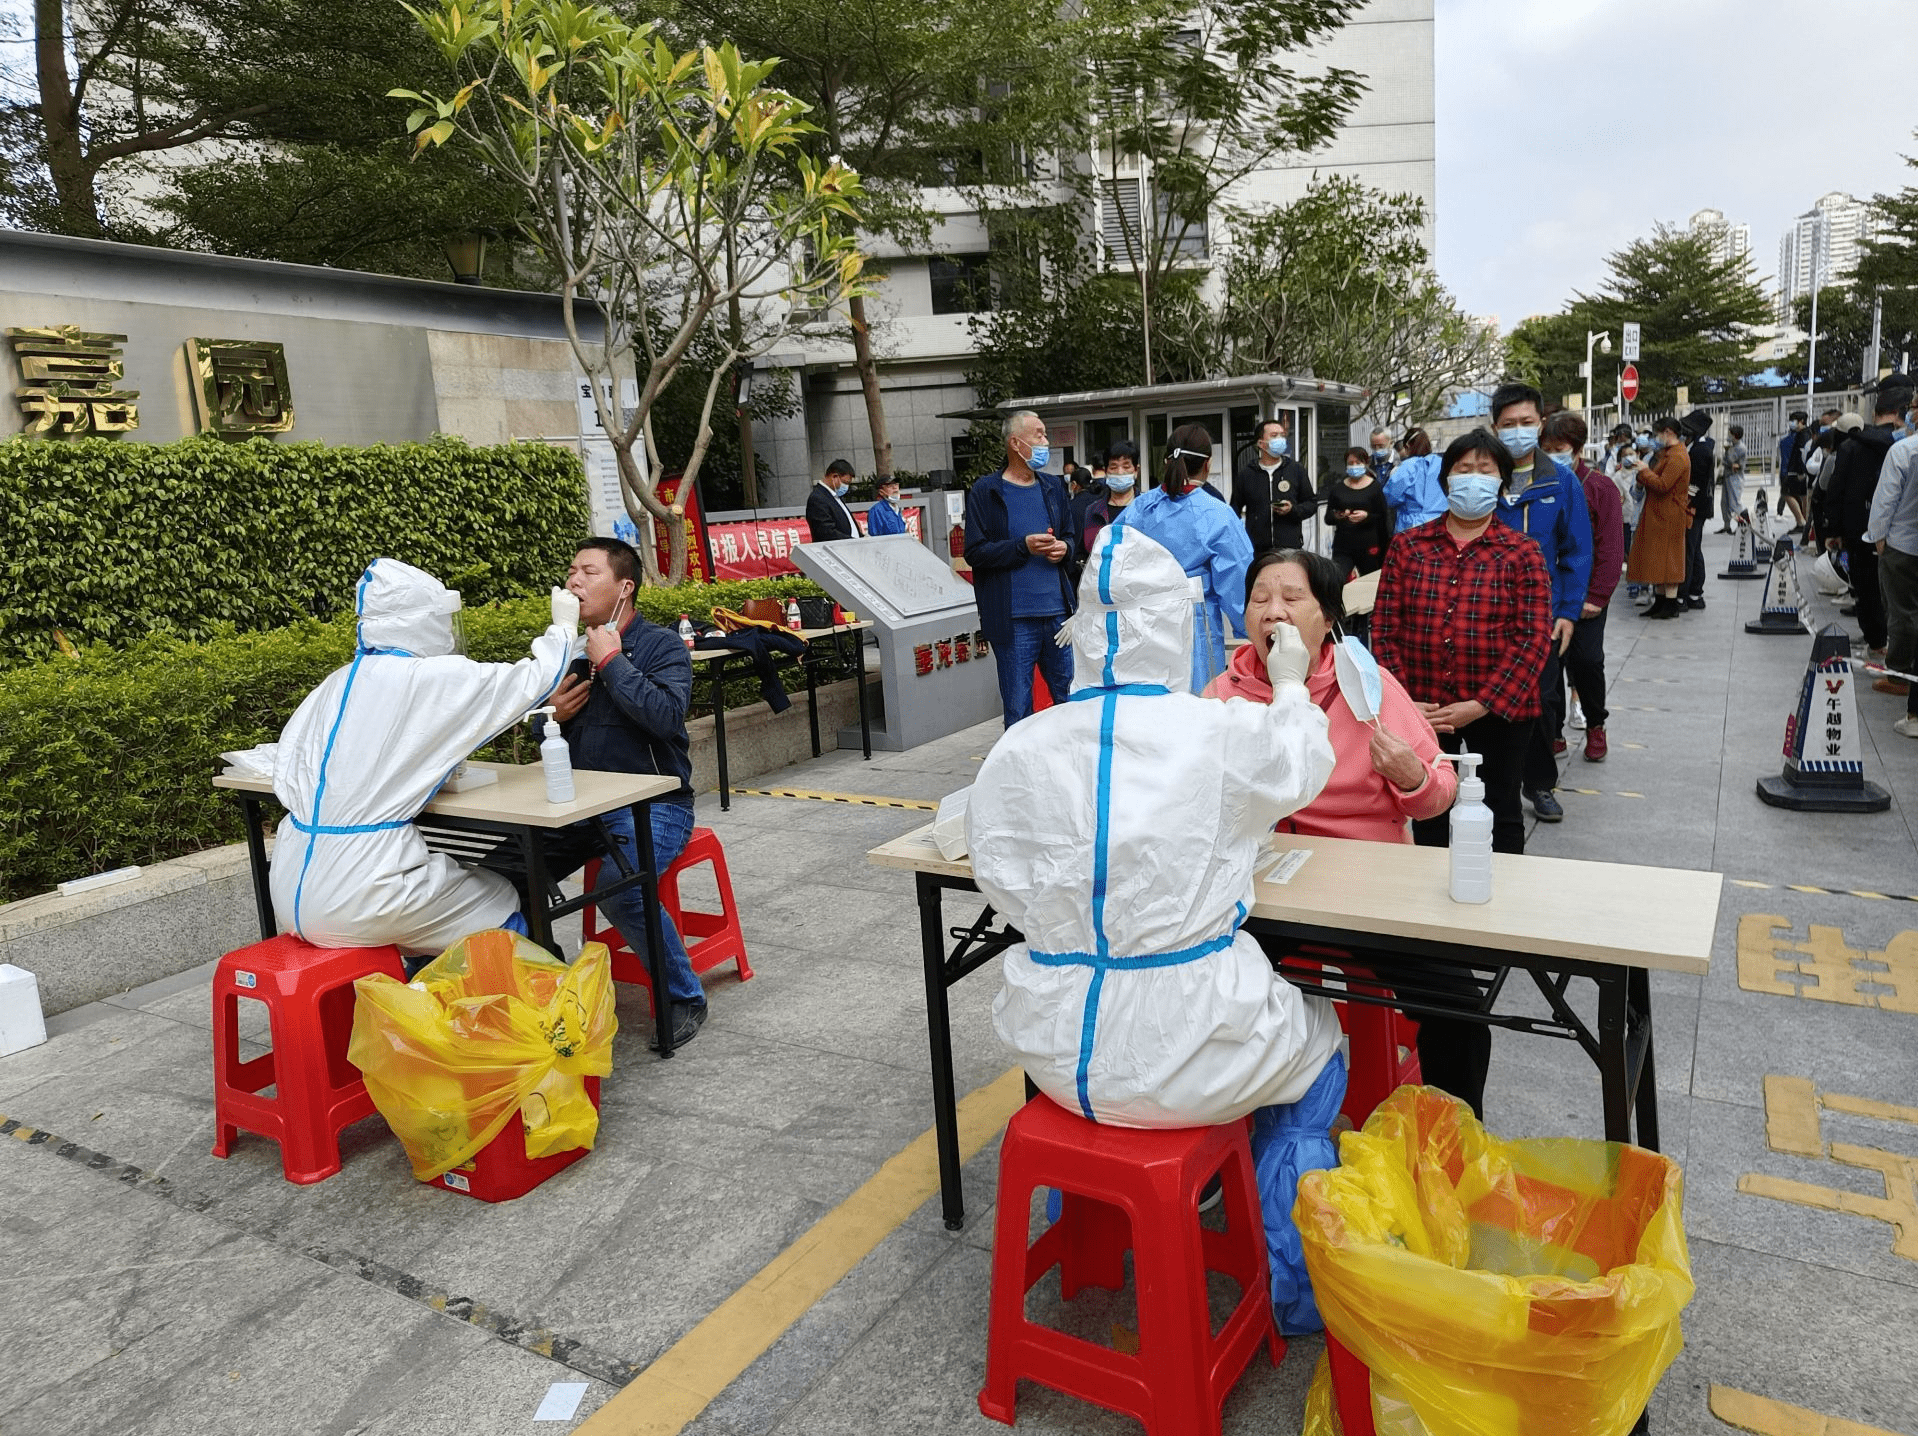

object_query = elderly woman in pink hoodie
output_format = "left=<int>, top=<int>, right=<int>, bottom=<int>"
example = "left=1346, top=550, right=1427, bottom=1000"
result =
left=1202, top=548, right=1455, bottom=840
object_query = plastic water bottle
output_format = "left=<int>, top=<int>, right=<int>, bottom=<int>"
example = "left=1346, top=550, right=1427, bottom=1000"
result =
left=533, top=706, right=574, bottom=804
left=678, top=614, right=695, bottom=649
left=785, top=598, right=802, bottom=629
left=1440, top=748, right=1493, bottom=903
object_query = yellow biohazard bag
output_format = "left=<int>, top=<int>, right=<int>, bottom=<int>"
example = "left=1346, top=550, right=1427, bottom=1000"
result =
left=347, top=930, right=618, bottom=1181
left=1296, top=1086, right=1694, bottom=1436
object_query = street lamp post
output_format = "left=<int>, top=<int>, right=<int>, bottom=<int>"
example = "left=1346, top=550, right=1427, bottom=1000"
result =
left=1583, top=329, right=1613, bottom=419
left=1806, top=211, right=1825, bottom=407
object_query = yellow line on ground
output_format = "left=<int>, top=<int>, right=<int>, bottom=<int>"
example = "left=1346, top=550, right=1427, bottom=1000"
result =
left=730, top=786, right=939, bottom=811
left=1709, top=1382, right=1910, bottom=1435
left=577, top=1069, right=1028, bottom=1436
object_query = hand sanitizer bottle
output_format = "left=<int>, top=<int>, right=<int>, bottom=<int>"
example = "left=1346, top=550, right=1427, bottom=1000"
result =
left=1440, top=748, right=1493, bottom=904
left=532, top=706, right=575, bottom=804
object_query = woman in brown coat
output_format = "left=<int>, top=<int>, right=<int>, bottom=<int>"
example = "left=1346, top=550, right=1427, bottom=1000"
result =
left=1625, top=415, right=1691, bottom=619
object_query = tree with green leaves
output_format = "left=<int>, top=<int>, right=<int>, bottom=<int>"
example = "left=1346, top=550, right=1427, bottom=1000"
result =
left=394, top=0, right=865, bottom=583
left=1083, top=0, right=1367, bottom=383
left=1511, top=222, right=1772, bottom=412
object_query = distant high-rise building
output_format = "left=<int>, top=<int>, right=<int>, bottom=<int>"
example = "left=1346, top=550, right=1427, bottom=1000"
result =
left=1777, top=192, right=1878, bottom=320
left=1688, top=208, right=1752, bottom=269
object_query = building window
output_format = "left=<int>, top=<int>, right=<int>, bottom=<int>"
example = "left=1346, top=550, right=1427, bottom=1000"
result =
left=1101, top=176, right=1207, bottom=264
left=930, top=255, right=992, bottom=315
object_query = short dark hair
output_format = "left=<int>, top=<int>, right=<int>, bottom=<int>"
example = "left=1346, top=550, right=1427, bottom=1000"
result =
left=1789, top=410, right=1809, bottom=423
left=1257, top=416, right=1287, bottom=440
left=1653, top=416, right=1684, bottom=437
left=1245, top=547, right=1347, bottom=631
left=1344, top=446, right=1371, bottom=467
left=1729, top=424, right=1744, bottom=439
left=1875, top=387, right=1913, bottom=418
left=1438, top=429, right=1515, bottom=490
left=1820, top=408, right=1842, bottom=420
left=1489, top=381, right=1544, bottom=422
left=824, top=458, right=855, bottom=478
left=1542, top=411, right=1588, bottom=451
left=577, top=536, right=640, bottom=587
left=1107, top=438, right=1141, bottom=469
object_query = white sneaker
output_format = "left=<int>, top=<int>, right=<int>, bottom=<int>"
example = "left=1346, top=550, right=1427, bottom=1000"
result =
left=1569, top=700, right=1587, bottom=730
left=1895, top=716, right=1918, bottom=739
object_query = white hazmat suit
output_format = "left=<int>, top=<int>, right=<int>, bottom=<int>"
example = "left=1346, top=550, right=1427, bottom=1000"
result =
left=971, top=525, right=1343, bottom=1127
left=270, top=558, right=575, bottom=953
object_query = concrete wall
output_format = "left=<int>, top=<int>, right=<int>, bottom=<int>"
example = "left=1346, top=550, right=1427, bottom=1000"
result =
left=425, top=331, right=580, bottom=445
left=0, top=678, right=869, bottom=1015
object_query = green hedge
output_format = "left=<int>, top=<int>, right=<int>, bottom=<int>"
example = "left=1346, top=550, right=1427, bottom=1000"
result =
left=0, top=577, right=836, bottom=904
left=0, top=435, right=591, bottom=664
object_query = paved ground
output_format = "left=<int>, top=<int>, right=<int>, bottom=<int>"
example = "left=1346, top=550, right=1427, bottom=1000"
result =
left=3, top=525, right=1916, bottom=1436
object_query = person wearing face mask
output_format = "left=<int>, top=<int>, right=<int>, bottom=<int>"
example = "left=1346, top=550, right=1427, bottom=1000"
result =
left=1541, top=413, right=1622, bottom=763
left=805, top=458, right=859, bottom=542
left=1082, top=438, right=1141, bottom=554
left=1679, top=410, right=1716, bottom=610
left=1624, top=417, right=1691, bottom=618
left=1370, top=429, right=1550, bottom=1117
left=864, top=473, right=908, bottom=536
left=1324, top=446, right=1392, bottom=578
left=1778, top=411, right=1812, bottom=533
left=1232, top=416, right=1315, bottom=551
left=1382, top=426, right=1446, bottom=533
left=1368, top=428, right=1396, bottom=484
left=1489, top=384, right=1592, bottom=823
left=965, top=410, right=1076, bottom=724
left=1825, top=380, right=1913, bottom=660
left=1717, top=424, right=1747, bottom=533
left=1114, top=422, right=1255, bottom=690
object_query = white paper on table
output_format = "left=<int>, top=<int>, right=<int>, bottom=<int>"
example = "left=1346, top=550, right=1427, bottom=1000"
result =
left=533, top=1382, right=590, bottom=1421
left=1256, top=848, right=1312, bottom=885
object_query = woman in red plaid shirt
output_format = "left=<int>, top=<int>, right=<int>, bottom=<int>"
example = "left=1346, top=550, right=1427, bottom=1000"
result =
left=1372, top=428, right=1552, bottom=856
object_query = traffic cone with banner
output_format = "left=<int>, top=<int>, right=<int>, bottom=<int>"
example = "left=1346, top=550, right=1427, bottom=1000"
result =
left=1758, top=625, right=1891, bottom=812
left=1744, top=538, right=1806, bottom=634
left=1719, top=514, right=1762, bottom=579
left=1751, top=490, right=1774, bottom=554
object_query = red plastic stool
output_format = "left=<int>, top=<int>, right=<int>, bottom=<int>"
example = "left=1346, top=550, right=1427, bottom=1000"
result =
left=1325, top=1330, right=1379, bottom=1436
left=979, top=1094, right=1283, bottom=1436
left=583, top=827, right=751, bottom=1014
left=210, top=935, right=405, bottom=1184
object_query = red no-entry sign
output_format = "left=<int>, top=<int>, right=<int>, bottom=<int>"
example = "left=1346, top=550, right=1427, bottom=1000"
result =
left=1621, top=365, right=1640, bottom=402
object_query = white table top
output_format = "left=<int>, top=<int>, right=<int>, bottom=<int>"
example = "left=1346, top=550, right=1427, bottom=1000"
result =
left=869, top=825, right=1718, bottom=976
left=214, top=760, right=681, bottom=830
left=690, top=621, right=872, bottom=661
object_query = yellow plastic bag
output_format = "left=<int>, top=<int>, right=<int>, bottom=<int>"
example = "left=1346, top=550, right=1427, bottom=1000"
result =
left=347, top=930, right=618, bottom=1181
left=1296, top=1086, right=1693, bottom=1436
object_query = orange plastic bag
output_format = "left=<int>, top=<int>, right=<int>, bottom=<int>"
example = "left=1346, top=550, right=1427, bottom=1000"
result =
left=347, top=930, right=617, bottom=1181
left=1296, top=1086, right=1693, bottom=1436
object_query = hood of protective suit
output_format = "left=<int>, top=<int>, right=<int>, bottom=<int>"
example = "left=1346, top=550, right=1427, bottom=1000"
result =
left=1070, top=524, right=1195, bottom=693
left=355, top=558, right=460, bottom=657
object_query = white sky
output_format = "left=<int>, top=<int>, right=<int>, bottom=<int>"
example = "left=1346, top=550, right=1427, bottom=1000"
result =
left=1434, top=0, right=1918, bottom=328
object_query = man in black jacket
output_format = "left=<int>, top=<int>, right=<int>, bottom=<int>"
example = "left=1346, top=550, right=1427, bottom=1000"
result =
left=1681, top=410, right=1715, bottom=610
left=1231, top=416, right=1314, bottom=551
left=487, top=537, right=708, bottom=1048
left=1826, top=377, right=1913, bottom=654
left=805, top=459, right=859, bottom=541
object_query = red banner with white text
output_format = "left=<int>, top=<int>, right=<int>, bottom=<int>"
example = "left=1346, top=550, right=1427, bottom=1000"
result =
left=704, top=506, right=924, bottom=581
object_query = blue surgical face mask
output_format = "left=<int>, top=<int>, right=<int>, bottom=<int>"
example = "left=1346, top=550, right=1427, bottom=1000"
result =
left=1446, top=472, right=1502, bottom=520
left=1498, top=425, right=1538, bottom=460
left=1024, top=441, right=1051, bottom=471
left=1345, top=464, right=1367, bottom=478
left=1545, top=449, right=1574, bottom=471
left=833, top=482, right=849, bottom=497
left=1105, top=473, right=1135, bottom=493
left=1371, top=447, right=1391, bottom=461
left=1266, top=435, right=1288, bottom=458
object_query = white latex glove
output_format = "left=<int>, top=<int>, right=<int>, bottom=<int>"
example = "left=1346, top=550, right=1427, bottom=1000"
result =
left=1265, top=620, right=1312, bottom=693
left=1052, top=615, right=1075, bottom=648
left=550, top=586, right=581, bottom=632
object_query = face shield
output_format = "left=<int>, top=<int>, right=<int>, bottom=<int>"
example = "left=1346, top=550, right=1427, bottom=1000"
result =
left=443, top=589, right=466, bottom=658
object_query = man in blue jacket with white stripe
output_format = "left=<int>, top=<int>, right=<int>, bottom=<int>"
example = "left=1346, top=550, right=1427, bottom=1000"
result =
left=1490, top=383, right=1593, bottom=824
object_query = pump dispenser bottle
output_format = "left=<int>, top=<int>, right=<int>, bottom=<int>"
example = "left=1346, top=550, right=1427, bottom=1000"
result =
left=1440, top=748, right=1492, bottom=903
left=532, top=706, right=575, bottom=804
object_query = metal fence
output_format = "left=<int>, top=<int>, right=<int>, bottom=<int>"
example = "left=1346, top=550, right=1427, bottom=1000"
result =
left=1583, top=390, right=1868, bottom=475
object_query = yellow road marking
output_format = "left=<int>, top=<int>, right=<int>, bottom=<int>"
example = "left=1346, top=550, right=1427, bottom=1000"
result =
left=731, top=786, right=938, bottom=811
left=577, top=1069, right=1028, bottom=1436
left=1710, top=1383, right=1909, bottom=1435
left=1762, top=1075, right=1823, bottom=1157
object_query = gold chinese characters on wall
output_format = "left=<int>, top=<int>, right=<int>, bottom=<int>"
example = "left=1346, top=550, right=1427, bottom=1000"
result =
left=5, top=325, right=139, bottom=435
left=3, top=328, right=298, bottom=438
left=187, top=338, right=295, bottom=435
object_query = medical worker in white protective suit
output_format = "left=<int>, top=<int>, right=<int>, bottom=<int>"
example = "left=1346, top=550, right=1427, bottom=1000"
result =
left=269, top=558, right=578, bottom=952
left=971, top=524, right=1344, bottom=1127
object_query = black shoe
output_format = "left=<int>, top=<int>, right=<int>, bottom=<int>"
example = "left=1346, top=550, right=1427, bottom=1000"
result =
left=1714, top=527, right=1733, bottom=534
left=1528, top=789, right=1564, bottom=822
left=649, top=1000, right=708, bottom=1051
left=1643, top=597, right=1679, bottom=619
left=1685, top=596, right=1706, bottom=611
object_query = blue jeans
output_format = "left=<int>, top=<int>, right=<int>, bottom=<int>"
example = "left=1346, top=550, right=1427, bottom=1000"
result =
left=996, top=614, right=1073, bottom=725
left=525, top=799, right=702, bottom=1007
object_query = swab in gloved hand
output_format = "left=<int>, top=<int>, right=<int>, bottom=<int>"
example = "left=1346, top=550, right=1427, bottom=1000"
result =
left=550, top=587, right=581, bottom=632
left=1265, top=619, right=1313, bottom=693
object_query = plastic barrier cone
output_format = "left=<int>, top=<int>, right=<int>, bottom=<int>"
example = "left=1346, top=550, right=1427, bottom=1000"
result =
left=1750, top=490, right=1775, bottom=555
left=1719, top=514, right=1762, bottom=579
left=1757, top=624, right=1890, bottom=812
left=1744, top=538, right=1806, bottom=634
